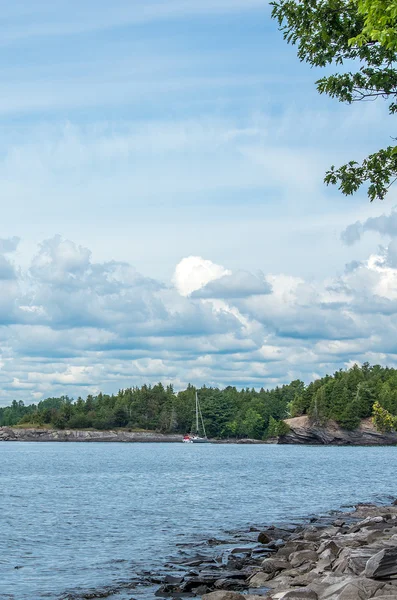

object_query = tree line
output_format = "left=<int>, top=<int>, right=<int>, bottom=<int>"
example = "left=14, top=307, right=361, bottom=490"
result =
left=1, top=363, right=397, bottom=438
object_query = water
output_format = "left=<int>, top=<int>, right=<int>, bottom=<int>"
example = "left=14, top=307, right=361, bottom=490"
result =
left=1, top=443, right=397, bottom=600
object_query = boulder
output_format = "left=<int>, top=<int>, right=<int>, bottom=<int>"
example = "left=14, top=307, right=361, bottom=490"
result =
left=289, top=550, right=318, bottom=568
left=310, top=575, right=384, bottom=599
left=271, top=589, right=318, bottom=600
left=249, top=571, right=273, bottom=587
left=336, top=577, right=384, bottom=600
left=214, top=578, right=246, bottom=590
left=202, top=592, right=245, bottom=600
left=278, top=541, right=318, bottom=558
left=348, top=548, right=380, bottom=575
left=317, top=540, right=340, bottom=557
left=262, top=558, right=290, bottom=573
left=258, top=532, right=272, bottom=544
left=364, top=547, right=397, bottom=579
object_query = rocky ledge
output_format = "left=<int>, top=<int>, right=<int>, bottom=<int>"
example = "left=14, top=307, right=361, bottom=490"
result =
left=0, top=427, right=183, bottom=442
left=155, top=501, right=397, bottom=600
left=279, top=416, right=397, bottom=446
left=0, top=427, right=272, bottom=443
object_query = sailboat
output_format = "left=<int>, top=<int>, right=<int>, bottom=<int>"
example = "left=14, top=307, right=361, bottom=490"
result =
left=182, top=391, right=209, bottom=443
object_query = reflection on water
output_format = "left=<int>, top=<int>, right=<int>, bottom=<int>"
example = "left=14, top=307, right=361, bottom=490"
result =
left=1, top=443, right=396, bottom=599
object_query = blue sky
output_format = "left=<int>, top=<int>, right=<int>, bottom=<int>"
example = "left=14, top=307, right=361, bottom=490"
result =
left=0, top=0, right=396, bottom=404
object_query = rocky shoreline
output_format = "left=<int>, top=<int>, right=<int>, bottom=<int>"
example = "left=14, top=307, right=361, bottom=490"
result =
left=279, top=417, right=397, bottom=446
left=0, top=427, right=270, bottom=443
left=147, top=500, right=397, bottom=600
left=0, top=426, right=183, bottom=442
left=2, top=417, right=397, bottom=445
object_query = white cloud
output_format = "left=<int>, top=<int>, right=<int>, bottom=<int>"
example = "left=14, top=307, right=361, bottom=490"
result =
left=172, top=256, right=231, bottom=296
left=0, top=232, right=396, bottom=405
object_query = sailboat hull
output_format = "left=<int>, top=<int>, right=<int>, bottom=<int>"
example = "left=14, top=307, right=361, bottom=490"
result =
left=191, top=437, right=209, bottom=443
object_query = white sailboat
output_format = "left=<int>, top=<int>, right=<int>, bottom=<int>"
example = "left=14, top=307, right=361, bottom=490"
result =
left=182, top=391, right=209, bottom=443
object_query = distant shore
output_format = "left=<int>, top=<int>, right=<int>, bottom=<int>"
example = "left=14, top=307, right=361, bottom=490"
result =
left=2, top=416, right=397, bottom=444
left=0, top=426, right=270, bottom=443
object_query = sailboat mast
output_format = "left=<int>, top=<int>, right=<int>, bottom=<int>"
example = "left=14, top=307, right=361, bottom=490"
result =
left=198, top=400, right=207, bottom=438
left=195, top=391, right=199, bottom=433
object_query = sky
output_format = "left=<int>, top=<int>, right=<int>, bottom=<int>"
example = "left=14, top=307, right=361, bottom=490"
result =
left=0, top=0, right=396, bottom=404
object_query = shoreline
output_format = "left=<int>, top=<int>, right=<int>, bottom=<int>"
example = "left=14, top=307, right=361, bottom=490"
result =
left=153, top=499, right=397, bottom=599
left=57, top=496, right=397, bottom=599
left=0, top=426, right=270, bottom=443
left=2, top=416, right=397, bottom=445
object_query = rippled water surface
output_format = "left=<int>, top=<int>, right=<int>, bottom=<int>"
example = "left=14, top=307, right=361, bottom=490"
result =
left=1, top=442, right=397, bottom=599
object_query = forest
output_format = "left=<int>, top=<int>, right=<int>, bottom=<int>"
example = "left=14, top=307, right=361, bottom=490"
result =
left=1, top=363, right=397, bottom=439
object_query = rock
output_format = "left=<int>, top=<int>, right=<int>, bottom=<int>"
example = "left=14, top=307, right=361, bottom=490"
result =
left=309, top=575, right=384, bottom=599
left=202, top=592, right=245, bottom=600
left=348, top=548, right=380, bottom=575
left=336, top=577, right=384, bottom=599
left=164, top=574, right=184, bottom=584
left=214, top=578, right=246, bottom=590
left=272, top=589, right=318, bottom=600
left=249, top=571, right=273, bottom=587
left=364, top=547, right=397, bottom=579
left=278, top=416, right=397, bottom=446
left=289, top=550, right=318, bottom=568
left=334, top=519, right=346, bottom=527
left=258, top=532, right=272, bottom=544
left=262, top=558, right=290, bottom=573
left=230, top=546, right=254, bottom=554
left=278, top=541, right=317, bottom=558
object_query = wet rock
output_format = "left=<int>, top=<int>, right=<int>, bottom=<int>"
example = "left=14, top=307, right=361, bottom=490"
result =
left=230, top=546, right=255, bottom=554
left=164, top=574, right=184, bottom=584
left=214, top=578, right=246, bottom=590
left=258, top=532, right=272, bottom=544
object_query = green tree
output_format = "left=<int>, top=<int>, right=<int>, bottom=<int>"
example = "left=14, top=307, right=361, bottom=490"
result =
left=351, top=0, right=397, bottom=51
left=372, top=400, right=396, bottom=432
left=271, top=0, right=397, bottom=201
left=242, top=408, right=265, bottom=439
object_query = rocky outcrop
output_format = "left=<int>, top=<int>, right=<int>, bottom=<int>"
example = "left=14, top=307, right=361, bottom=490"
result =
left=243, top=502, right=397, bottom=599
left=154, top=501, right=397, bottom=599
left=0, top=427, right=183, bottom=442
left=278, top=416, right=397, bottom=446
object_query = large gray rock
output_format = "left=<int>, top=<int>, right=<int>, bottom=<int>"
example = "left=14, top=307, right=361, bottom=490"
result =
left=289, top=550, right=318, bottom=568
left=310, top=575, right=384, bottom=599
left=364, top=547, right=397, bottom=579
left=202, top=592, right=245, bottom=600
left=271, top=590, right=317, bottom=600
left=262, top=558, right=290, bottom=573
left=279, top=416, right=397, bottom=446
left=336, top=578, right=384, bottom=599
left=249, top=571, right=273, bottom=587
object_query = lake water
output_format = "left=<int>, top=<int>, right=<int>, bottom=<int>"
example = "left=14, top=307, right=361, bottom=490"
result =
left=1, top=442, right=397, bottom=600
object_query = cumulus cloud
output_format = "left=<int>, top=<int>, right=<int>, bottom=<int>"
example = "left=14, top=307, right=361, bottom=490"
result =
left=172, top=256, right=231, bottom=296
left=341, top=210, right=397, bottom=245
left=192, top=270, right=272, bottom=298
left=2, top=235, right=397, bottom=404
